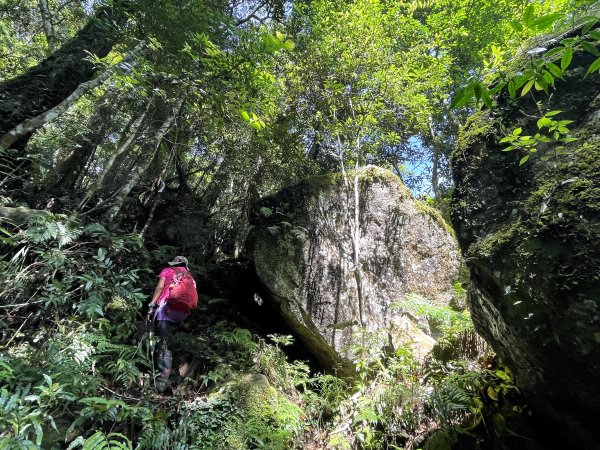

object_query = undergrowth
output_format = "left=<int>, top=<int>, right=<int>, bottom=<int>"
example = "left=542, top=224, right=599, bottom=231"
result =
left=0, top=213, right=529, bottom=449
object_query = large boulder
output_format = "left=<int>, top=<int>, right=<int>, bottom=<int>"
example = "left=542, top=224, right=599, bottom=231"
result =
left=451, top=41, right=600, bottom=446
left=247, top=166, right=460, bottom=374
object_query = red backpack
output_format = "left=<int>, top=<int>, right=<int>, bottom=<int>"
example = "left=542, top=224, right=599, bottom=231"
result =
left=168, top=267, right=198, bottom=313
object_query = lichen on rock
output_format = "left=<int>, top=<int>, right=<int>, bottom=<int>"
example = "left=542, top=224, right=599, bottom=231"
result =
left=247, top=166, right=461, bottom=375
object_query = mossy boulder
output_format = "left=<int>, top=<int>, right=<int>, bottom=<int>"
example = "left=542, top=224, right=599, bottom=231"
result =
left=185, top=373, right=304, bottom=449
left=247, top=166, right=460, bottom=374
left=451, top=41, right=600, bottom=447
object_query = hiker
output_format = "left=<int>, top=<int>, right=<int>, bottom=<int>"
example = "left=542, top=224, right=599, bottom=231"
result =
left=147, top=255, right=198, bottom=392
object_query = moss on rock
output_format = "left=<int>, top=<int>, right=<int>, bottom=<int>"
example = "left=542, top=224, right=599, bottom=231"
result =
left=451, top=38, right=600, bottom=448
left=186, top=374, right=305, bottom=450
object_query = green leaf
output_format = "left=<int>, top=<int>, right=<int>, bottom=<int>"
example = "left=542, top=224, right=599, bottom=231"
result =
left=519, top=154, right=529, bottom=164
left=545, top=110, right=562, bottom=117
left=561, top=47, right=573, bottom=70
left=582, top=17, right=598, bottom=35
left=586, top=57, right=600, bottom=76
left=282, top=39, right=295, bottom=51
left=489, top=81, right=506, bottom=96
left=473, top=82, right=482, bottom=100
left=534, top=78, right=546, bottom=92
left=510, top=20, right=523, bottom=33
left=521, top=79, right=534, bottom=96
left=523, top=5, right=535, bottom=27
left=545, top=47, right=562, bottom=58
left=239, top=109, right=250, bottom=122
left=495, top=370, right=512, bottom=381
left=513, top=127, right=522, bottom=136
left=531, top=13, right=562, bottom=31
left=546, top=62, right=562, bottom=78
left=537, top=117, right=552, bottom=128
left=508, top=80, right=516, bottom=98
left=480, top=85, right=493, bottom=108
left=589, top=31, right=600, bottom=41
left=581, top=41, right=600, bottom=57
left=451, top=85, right=474, bottom=109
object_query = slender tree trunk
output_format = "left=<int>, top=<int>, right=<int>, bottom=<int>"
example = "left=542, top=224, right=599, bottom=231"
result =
left=335, top=129, right=365, bottom=329
left=307, top=125, right=321, bottom=160
left=105, top=96, right=185, bottom=223
left=49, top=121, right=108, bottom=193
left=139, top=139, right=179, bottom=239
left=45, top=90, right=122, bottom=193
left=37, top=0, right=57, bottom=51
left=78, top=94, right=154, bottom=209
left=428, top=115, right=442, bottom=200
left=0, top=6, right=127, bottom=150
left=351, top=144, right=365, bottom=329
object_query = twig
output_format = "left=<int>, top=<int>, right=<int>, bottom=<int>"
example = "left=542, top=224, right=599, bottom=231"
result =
left=0, top=299, right=44, bottom=309
left=3, top=311, right=33, bottom=347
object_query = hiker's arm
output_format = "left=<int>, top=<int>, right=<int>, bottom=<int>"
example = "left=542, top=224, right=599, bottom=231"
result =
left=149, top=277, right=166, bottom=307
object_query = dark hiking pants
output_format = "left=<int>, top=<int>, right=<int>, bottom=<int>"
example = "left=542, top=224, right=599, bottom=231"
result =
left=153, top=320, right=178, bottom=392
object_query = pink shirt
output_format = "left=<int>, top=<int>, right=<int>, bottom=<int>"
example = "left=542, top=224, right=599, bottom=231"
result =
left=155, top=267, right=188, bottom=322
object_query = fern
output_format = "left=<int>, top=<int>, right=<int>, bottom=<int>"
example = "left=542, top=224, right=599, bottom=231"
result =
left=67, top=431, right=132, bottom=450
left=25, top=214, right=82, bottom=248
left=81, top=331, right=150, bottom=387
left=0, top=146, right=22, bottom=176
left=83, top=223, right=108, bottom=235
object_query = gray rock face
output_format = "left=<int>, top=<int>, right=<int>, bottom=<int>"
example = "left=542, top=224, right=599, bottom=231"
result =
left=451, top=42, right=600, bottom=447
left=247, top=166, right=460, bottom=374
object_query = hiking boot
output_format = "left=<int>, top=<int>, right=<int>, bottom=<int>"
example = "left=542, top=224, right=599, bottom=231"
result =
left=154, top=374, right=169, bottom=393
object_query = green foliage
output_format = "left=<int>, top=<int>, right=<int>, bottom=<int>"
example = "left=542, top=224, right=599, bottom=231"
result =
left=425, top=362, right=529, bottom=445
left=0, top=214, right=159, bottom=447
left=1, top=1, right=573, bottom=448
left=500, top=111, right=578, bottom=165
left=0, top=383, right=56, bottom=449
left=0, top=214, right=147, bottom=319
left=394, top=294, right=474, bottom=339
left=67, top=431, right=132, bottom=450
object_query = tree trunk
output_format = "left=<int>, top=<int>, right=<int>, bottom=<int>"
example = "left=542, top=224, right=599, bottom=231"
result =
left=428, top=115, right=442, bottom=200
left=78, top=94, right=154, bottom=208
left=105, top=96, right=185, bottom=223
left=45, top=94, right=120, bottom=193
left=1, top=41, right=145, bottom=151
left=0, top=6, right=126, bottom=150
left=335, top=131, right=365, bottom=328
left=37, top=0, right=57, bottom=51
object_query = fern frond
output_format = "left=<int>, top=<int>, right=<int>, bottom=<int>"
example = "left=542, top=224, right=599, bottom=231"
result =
left=67, top=431, right=132, bottom=450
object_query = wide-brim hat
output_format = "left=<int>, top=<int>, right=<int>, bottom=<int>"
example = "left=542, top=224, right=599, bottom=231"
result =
left=168, top=255, right=189, bottom=266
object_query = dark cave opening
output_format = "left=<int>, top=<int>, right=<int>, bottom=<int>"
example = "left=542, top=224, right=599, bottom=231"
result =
left=197, top=259, right=324, bottom=375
